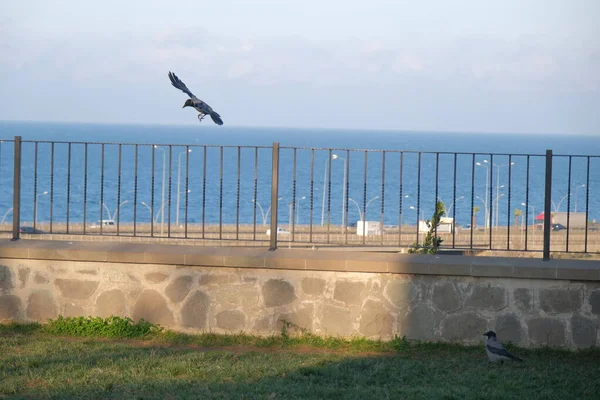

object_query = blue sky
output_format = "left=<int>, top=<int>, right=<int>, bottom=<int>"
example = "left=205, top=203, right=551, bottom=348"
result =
left=1, top=0, right=598, bottom=134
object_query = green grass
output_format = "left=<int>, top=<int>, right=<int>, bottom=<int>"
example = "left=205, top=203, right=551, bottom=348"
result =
left=1, top=322, right=599, bottom=400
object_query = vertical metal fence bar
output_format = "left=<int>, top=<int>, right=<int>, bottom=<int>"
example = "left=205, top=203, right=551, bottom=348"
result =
left=543, top=149, right=553, bottom=260
left=66, top=143, right=71, bottom=234
left=100, top=144, right=105, bottom=236
left=252, top=147, right=258, bottom=240
left=11, top=136, right=22, bottom=240
left=133, top=144, right=138, bottom=237
left=202, top=146, right=207, bottom=239
left=434, top=153, right=439, bottom=244
left=506, top=154, right=512, bottom=250
left=117, top=144, right=122, bottom=235
left=167, top=146, right=173, bottom=238
left=50, top=142, right=54, bottom=233
left=83, top=144, right=88, bottom=235
left=488, top=154, right=493, bottom=249
left=566, top=156, right=572, bottom=252
left=236, top=146, right=241, bottom=240
left=584, top=156, right=590, bottom=253
left=380, top=151, right=385, bottom=246
left=398, top=152, right=403, bottom=247
left=309, top=149, right=314, bottom=243
left=218, top=146, right=223, bottom=240
left=344, top=149, right=350, bottom=245
left=269, top=142, right=280, bottom=251
left=291, top=148, right=297, bottom=240
left=524, top=155, right=530, bottom=250
left=361, top=150, right=367, bottom=244
left=452, top=154, right=457, bottom=248
left=33, top=142, right=38, bottom=229
left=416, top=152, right=421, bottom=246
left=184, top=145, right=190, bottom=239
left=327, top=149, right=333, bottom=243
left=151, top=146, right=155, bottom=237
left=469, top=154, right=475, bottom=248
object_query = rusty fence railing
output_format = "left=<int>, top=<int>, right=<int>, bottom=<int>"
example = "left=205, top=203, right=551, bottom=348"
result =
left=0, top=136, right=598, bottom=259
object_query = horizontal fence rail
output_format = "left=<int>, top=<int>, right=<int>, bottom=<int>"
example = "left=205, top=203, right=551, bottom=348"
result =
left=0, top=136, right=599, bottom=258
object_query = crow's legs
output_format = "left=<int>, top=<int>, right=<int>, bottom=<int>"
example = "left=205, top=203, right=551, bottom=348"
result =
left=197, top=114, right=206, bottom=122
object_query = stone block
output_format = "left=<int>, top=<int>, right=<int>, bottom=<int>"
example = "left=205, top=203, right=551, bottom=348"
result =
left=63, top=303, right=86, bottom=317
left=262, top=279, right=296, bottom=307
left=540, top=288, right=582, bottom=314
left=464, top=285, right=507, bottom=311
left=590, top=290, right=600, bottom=315
left=432, top=282, right=461, bottom=313
left=26, top=291, right=58, bottom=322
left=513, top=288, right=532, bottom=312
left=527, top=318, right=566, bottom=347
left=132, top=290, right=174, bottom=327
left=95, top=289, right=127, bottom=318
left=321, top=304, right=353, bottom=336
left=571, top=315, right=597, bottom=348
left=216, top=310, right=246, bottom=330
left=253, top=316, right=273, bottom=332
left=18, top=268, right=30, bottom=288
left=34, top=273, right=49, bottom=284
left=165, top=276, right=194, bottom=303
left=145, top=272, right=169, bottom=283
left=384, top=280, right=418, bottom=309
left=399, top=304, right=438, bottom=340
left=0, top=295, right=21, bottom=321
left=55, top=278, right=99, bottom=300
left=199, top=274, right=233, bottom=286
left=181, top=291, right=211, bottom=329
left=302, top=277, right=326, bottom=296
left=277, top=304, right=315, bottom=331
left=494, top=314, right=522, bottom=344
left=333, top=281, right=366, bottom=306
left=0, top=265, right=14, bottom=291
left=216, top=286, right=260, bottom=308
left=441, top=312, right=487, bottom=342
left=359, top=300, right=394, bottom=338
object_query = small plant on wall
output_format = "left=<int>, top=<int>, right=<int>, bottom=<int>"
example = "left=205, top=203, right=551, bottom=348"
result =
left=409, top=200, right=445, bottom=254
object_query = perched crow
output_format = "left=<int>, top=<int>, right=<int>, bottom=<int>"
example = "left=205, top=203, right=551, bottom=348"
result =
left=168, top=71, right=223, bottom=125
left=483, top=331, right=523, bottom=364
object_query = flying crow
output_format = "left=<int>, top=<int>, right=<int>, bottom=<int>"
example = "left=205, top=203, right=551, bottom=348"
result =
left=483, top=331, right=523, bottom=364
left=168, top=71, right=223, bottom=125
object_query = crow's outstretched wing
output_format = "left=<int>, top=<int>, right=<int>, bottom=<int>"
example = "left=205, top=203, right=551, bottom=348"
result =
left=168, top=71, right=197, bottom=99
left=487, top=343, right=523, bottom=361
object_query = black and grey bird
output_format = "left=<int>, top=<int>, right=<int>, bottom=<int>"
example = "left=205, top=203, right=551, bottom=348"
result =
left=168, top=71, right=223, bottom=125
left=483, top=331, right=523, bottom=364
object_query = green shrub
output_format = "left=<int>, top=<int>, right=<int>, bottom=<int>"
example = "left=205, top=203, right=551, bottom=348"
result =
left=43, top=315, right=162, bottom=339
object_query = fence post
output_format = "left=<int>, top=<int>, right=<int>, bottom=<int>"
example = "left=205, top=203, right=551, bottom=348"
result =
left=11, top=136, right=22, bottom=241
left=269, top=142, right=280, bottom=251
left=542, top=149, right=553, bottom=261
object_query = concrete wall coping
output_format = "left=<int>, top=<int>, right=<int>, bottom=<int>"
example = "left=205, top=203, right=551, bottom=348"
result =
left=1, top=239, right=598, bottom=281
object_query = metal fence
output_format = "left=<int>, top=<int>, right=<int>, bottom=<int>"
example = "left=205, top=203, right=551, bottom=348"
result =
left=1, top=136, right=598, bottom=259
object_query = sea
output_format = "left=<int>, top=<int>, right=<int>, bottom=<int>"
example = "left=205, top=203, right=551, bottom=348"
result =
left=1, top=120, right=599, bottom=229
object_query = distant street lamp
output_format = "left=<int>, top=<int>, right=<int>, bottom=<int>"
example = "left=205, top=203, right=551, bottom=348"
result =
left=35, top=191, right=49, bottom=227
left=494, top=162, right=514, bottom=227
left=253, top=198, right=282, bottom=225
left=574, top=184, right=586, bottom=212
left=295, top=196, right=306, bottom=224
left=447, top=196, right=465, bottom=217
left=154, top=145, right=166, bottom=234
left=1, top=207, right=13, bottom=224
left=332, top=154, right=347, bottom=228
left=476, top=160, right=489, bottom=228
left=350, top=196, right=379, bottom=222
left=409, top=205, right=424, bottom=222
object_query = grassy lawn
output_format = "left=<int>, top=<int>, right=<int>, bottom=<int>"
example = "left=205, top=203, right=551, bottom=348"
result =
left=1, top=323, right=599, bottom=400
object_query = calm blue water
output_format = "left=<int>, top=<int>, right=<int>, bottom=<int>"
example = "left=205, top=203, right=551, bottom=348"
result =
left=1, top=120, right=599, bottom=229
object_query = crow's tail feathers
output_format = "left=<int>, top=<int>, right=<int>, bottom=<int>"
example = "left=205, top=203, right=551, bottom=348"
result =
left=210, top=111, right=224, bottom=126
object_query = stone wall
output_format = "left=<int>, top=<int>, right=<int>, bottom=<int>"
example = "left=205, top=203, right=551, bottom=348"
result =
left=1, top=240, right=599, bottom=348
